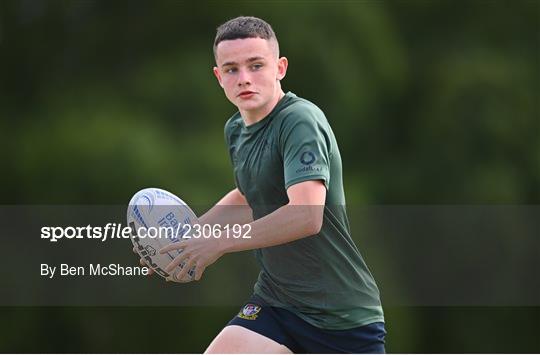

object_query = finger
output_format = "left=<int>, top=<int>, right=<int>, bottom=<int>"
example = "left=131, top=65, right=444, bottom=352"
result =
left=171, top=269, right=191, bottom=283
left=160, top=241, right=186, bottom=254
left=138, top=258, right=154, bottom=275
left=194, top=262, right=206, bottom=281
left=164, top=251, right=190, bottom=273
left=176, top=257, right=196, bottom=281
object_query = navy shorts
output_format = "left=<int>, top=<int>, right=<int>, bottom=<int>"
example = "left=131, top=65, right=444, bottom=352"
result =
left=227, top=296, right=386, bottom=353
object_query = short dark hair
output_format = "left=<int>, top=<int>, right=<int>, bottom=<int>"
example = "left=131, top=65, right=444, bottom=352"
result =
left=213, top=16, right=279, bottom=59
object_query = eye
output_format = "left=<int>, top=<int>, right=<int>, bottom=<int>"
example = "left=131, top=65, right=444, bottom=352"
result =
left=251, top=63, right=263, bottom=71
left=224, top=67, right=237, bottom=74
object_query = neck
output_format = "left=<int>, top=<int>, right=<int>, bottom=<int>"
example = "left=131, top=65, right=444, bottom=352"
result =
left=241, top=88, right=285, bottom=126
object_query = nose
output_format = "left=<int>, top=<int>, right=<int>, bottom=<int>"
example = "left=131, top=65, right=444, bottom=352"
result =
left=237, top=68, right=251, bottom=87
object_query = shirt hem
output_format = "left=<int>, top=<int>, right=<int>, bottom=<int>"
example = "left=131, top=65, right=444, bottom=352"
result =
left=285, top=174, right=330, bottom=190
left=253, top=289, right=385, bottom=331
left=294, top=313, right=386, bottom=330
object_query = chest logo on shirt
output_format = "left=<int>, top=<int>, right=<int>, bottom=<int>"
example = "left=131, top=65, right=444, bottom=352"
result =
left=300, top=151, right=316, bottom=165
left=237, top=303, right=262, bottom=320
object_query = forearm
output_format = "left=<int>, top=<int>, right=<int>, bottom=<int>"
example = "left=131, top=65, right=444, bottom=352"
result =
left=222, top=204, right=324, bottom=253
left=159, top=182, right=327, bottom=281
left=198, top=188, right=253, bottom=226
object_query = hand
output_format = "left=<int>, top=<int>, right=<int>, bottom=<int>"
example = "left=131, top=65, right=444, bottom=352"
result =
left=132, top=246, right=154, bottom=276
left=159, top=237, right=226, bottom=281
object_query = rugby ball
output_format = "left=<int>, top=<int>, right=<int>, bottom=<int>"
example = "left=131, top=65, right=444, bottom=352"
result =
left=127, top=188, right=198, bottom=282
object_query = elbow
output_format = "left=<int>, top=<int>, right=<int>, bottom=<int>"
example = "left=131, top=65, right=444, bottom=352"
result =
left=306, top=222, right=322, bottom=236
left=286, top=204, right=324, bottom=237
left=309, top=215, right=323, bottom=235
left=303, top=206, right=324, bottom=236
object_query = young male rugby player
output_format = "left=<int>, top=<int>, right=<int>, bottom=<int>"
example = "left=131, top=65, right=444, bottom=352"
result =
left=159, top=16, right=386, bottom=353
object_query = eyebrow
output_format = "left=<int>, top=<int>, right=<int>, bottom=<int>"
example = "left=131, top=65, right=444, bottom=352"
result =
left=221, top=56, right=266, bottom=67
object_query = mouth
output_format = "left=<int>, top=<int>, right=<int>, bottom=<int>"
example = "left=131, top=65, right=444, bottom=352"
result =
left=237, top=91, right=256, bottom=99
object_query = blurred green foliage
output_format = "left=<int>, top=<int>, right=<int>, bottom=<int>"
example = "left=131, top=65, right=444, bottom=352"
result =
left=0, top=0, right=538, bottom=353
left=1, top=0, right=537, bottom=205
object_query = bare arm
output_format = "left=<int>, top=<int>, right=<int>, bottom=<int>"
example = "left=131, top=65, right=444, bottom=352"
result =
left=224, top=180, right=325, bottom=252
left=161, top=180, right=326, bottom=280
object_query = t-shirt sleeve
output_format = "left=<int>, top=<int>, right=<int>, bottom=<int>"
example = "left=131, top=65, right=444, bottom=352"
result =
left=280, top=109, right=331, bottom=190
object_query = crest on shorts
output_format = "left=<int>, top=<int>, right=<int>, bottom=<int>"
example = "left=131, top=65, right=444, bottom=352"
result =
left=237, top=303, right=261, bottom=320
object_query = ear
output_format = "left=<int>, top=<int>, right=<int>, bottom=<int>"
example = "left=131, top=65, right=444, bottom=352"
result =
left=213, top=66, right=224, bottom=88
left=276, top=57, right=288, bottom=81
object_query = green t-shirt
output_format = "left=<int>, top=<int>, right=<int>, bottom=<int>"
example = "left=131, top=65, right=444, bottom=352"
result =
left=225, top=92, right=384, bottom=330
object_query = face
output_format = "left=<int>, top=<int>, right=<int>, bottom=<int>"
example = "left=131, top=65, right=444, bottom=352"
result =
left=213, top=37, right=288, bottom=121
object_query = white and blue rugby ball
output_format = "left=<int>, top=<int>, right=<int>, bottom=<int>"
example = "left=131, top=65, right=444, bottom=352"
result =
left=127, top=188, right=198, bottom=282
